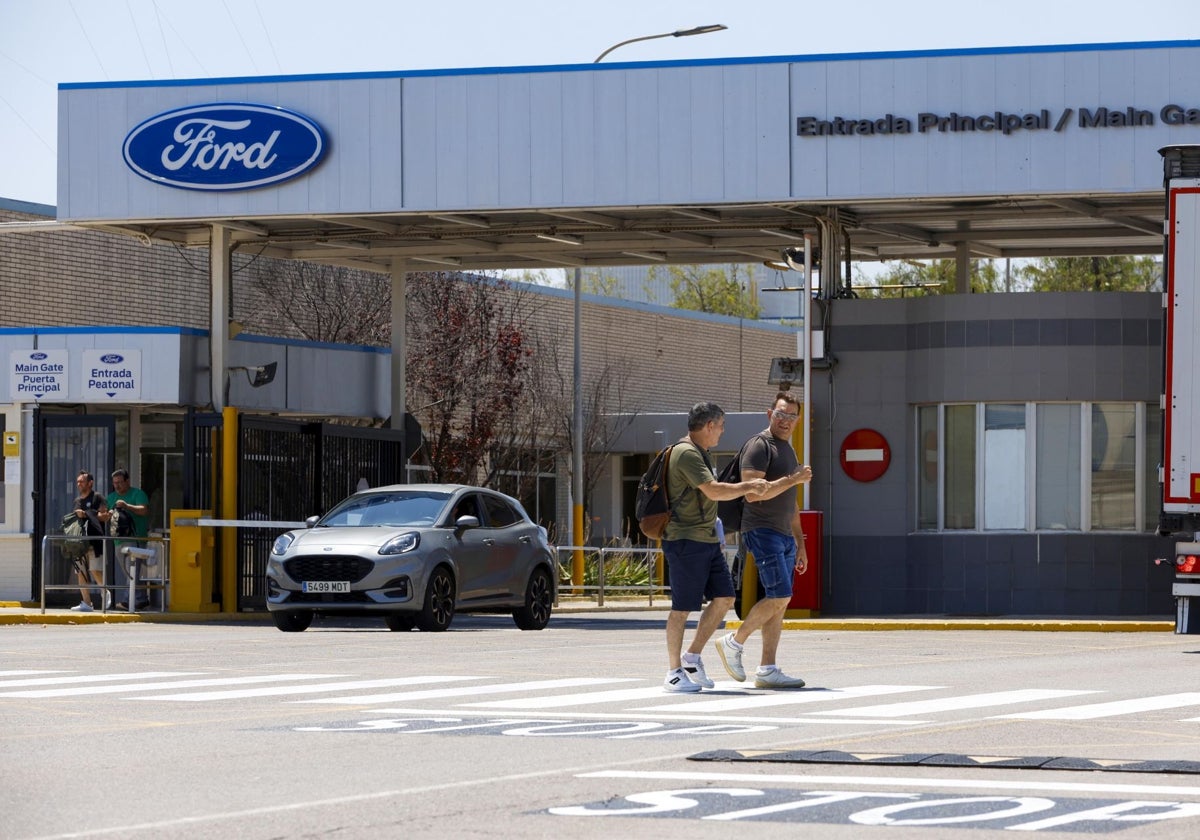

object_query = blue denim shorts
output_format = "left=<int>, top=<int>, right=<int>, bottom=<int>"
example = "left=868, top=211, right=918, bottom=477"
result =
left=663, top=538, right=735, bottom=612
left=743, top=527, right=797, bottom=599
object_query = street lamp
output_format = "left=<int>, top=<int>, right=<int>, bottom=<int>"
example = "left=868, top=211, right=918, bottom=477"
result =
left=592, top=24, right=728, bottom=63
left=570, top=23, right=728, bottom=581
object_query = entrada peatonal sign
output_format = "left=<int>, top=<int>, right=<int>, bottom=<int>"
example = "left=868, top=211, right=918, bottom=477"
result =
left=797, top=103, right=1200, bottom=137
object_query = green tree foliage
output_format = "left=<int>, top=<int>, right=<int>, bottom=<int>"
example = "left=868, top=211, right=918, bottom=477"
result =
left=855, top=255, right=1160, bottom=296
left=666, top=264, right=760, bottom=317
left=405, top=272, right=533, bottom=485
left=855, top=259, right=1001, bottom=297
left=1017, top=256, right=1162, bottom=292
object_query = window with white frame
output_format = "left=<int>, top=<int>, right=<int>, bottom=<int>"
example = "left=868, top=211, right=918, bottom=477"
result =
left=916, top=402, right=1158, bottom=533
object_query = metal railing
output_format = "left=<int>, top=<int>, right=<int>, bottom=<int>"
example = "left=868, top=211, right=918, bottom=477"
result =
left=40, top=534, right=171, bottom=615
left=554, top=544, right=670, bottom=606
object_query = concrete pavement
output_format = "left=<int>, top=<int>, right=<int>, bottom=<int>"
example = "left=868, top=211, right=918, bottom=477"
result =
left=0, top=599, right=1176, bottom=630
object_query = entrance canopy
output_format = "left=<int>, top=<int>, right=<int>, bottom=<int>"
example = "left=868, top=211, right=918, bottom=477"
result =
left=48, top=40, right=1200, bottom=276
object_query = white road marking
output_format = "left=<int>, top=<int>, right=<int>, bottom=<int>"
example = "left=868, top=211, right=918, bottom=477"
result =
left=0, top=674, right=337, bottom=698
left=811, top=689, right=1098, bottom=718
left=581, top=769, right=1200, bottom=798
left=146, top=675, right=482, bottom=701
left=297, top=677, right=636, bottom=705
left=0, top=672, right=202, bottom=694
left=464, top=685, right=686, bottom=709
left=993, top=691, right=1200, bottom=720
left=0, top=670, right=67, bottom=677
left=634, top=684, right=940, bottom=713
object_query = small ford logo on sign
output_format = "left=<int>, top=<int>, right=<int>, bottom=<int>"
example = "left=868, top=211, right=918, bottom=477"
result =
left=122, top=103, right=325, bottom=191
left=99, top=354, right=124, bottom=364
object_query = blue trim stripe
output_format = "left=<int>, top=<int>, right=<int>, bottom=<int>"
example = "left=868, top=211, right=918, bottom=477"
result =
left=0, top=326, right=205, bottom=336
left=59, top=39, right=1200, bottom=91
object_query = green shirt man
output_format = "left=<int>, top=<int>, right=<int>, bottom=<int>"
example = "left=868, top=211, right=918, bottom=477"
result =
left=104, top=469, right=150, bottom=539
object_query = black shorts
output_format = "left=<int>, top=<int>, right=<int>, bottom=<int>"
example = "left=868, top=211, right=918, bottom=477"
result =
left=663, top=538, right=734, bottom=612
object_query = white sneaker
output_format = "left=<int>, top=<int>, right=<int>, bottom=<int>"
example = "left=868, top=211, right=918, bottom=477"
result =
left=663, top=668, right=702, bottom=693
left=70, top=602, right=93, bottom=612
left=714, top=632, right=746, bottom=681
left=682, top=656, right=714, bottom=689
left=754, top=668, right=806, bottom=689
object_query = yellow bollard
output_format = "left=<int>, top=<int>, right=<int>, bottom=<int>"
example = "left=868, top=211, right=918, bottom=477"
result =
left=168, top=509, right=219, bottom=612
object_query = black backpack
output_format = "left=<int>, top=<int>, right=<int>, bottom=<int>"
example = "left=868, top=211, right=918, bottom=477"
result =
left=716, top=434, right=772, bottom=533
left=109, top=507, right=137, bottom=538
left=634, top=443, right=678, bottom=540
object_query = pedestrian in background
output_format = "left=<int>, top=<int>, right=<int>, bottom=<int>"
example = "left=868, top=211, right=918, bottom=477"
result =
left=661, top=402, right=768, bottom=693
left=102, top=468, right=150, bottom=610
left=716, top=392, right=812, bottom=688
left=69, top=470, right=108, bottom=612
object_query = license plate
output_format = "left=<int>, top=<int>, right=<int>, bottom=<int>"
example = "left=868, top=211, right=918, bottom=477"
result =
left=302, top=581, right=350, bottom=593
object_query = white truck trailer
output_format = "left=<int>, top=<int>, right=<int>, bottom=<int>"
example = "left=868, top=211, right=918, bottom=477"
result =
left=1159, top=145, right=1200, bottom=632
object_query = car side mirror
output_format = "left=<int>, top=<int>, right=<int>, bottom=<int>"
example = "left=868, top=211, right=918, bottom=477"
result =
left=304, top=515, right=320, bottom=528
left=454, top=515, right=480, bottom=529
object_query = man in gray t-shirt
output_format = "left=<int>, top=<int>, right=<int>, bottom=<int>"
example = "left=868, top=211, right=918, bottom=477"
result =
left=714, top=392, right=813, bottom=689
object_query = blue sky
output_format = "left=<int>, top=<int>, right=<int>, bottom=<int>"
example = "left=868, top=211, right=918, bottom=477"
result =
left=0, top=0, right=1196, bottom=206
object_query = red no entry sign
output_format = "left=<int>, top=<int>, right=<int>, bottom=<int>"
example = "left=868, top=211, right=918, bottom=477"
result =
left=840, top=428, right=891, bottom=482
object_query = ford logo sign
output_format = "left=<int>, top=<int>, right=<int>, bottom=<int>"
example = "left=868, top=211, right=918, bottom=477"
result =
left=30, top=352, right=47, bottom=360
left=122, top=103, right=325, bottom=191
left=100, top=354, right=125, bottom=364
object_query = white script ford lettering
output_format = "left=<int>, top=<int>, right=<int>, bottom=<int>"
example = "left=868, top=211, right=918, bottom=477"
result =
left=161, top=119, right=279, bottom=172
left=123, top=103, right=325, bottom=191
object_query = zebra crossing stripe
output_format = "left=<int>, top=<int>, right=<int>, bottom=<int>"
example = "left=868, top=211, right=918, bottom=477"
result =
left=0, top=671, right=202, bottom=692
left=298, top=677, right=631, bottom=705
left=811, top=689, right=1098, bottom=718
left=993, top=691, right=1200, bottom=720
left=465, top=685, right=686, bottom=709
left=145, top=675, right=482, bottom=701
left=0, top=673, right=338, bottom=698
left=0, top=670, right=66, bottom=677
left=634, top=684, right=940, bottom=713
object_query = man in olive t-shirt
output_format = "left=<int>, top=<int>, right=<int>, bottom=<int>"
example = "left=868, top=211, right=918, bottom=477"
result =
left=659, top=402, right=767, bottom=693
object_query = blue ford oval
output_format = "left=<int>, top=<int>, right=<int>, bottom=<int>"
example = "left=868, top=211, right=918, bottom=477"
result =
left=122, top=103, right=326, bottom=191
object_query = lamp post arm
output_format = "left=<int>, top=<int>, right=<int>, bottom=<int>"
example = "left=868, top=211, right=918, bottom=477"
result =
left=593, top=25, right=726, bottom=63
left=594, top=33, right=668, bottom=63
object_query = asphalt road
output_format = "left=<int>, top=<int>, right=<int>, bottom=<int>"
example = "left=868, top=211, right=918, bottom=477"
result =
left=3, top=612, right=1200, bottom=839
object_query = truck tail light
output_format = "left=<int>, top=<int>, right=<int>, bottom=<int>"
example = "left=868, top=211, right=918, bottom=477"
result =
left=1177, top=554, right=1200, bottom=574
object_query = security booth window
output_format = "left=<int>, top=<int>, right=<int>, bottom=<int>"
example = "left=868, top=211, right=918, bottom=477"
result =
left=917, top=401, right=1156, bottom=533
left=1036, top=404, right=1081, bottom=530
left=1091, top=403, right=1137, bottom=530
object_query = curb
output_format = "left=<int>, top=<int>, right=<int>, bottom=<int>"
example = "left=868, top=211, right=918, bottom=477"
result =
left=0, top=605, right=1176, bottom=631
left=764, top=618, right=1175, bottom=632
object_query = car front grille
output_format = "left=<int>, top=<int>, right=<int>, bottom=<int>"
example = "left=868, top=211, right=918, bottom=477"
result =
left=285, top=590, right=373, bottom=604
left=284, top=555, right=374, bottom=583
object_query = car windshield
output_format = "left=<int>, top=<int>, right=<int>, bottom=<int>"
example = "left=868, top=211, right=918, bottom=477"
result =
left=318, top=491, right=452, bottom=528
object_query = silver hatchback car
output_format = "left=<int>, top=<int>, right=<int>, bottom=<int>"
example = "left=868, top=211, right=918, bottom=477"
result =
left=265, top=484, right=556, bottom=632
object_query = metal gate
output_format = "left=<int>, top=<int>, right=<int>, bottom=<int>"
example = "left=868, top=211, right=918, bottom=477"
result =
left=33, top=412, right=115, bottom=602
left=235, top=418, right=406, bottom=610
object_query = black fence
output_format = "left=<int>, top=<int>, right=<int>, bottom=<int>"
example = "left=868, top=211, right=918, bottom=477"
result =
left=185, top=414, right=406, bottom=611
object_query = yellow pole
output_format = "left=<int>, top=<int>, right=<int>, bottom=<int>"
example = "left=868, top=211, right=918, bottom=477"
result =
left=572, top=503, right=584, bottom=590
left=221, top=405, right=238, bottom=612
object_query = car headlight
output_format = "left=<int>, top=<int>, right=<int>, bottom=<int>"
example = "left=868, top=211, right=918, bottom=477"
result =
left=379, top=532, right=420, bottom=555
left=271, top=533, right=297, bottom=556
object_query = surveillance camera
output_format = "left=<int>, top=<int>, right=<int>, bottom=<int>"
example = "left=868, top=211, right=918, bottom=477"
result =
left=782, top=246, right=806, bottom=272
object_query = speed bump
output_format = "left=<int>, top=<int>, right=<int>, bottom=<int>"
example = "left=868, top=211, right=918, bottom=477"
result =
left=690, top=749, right=1200, bottom=775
